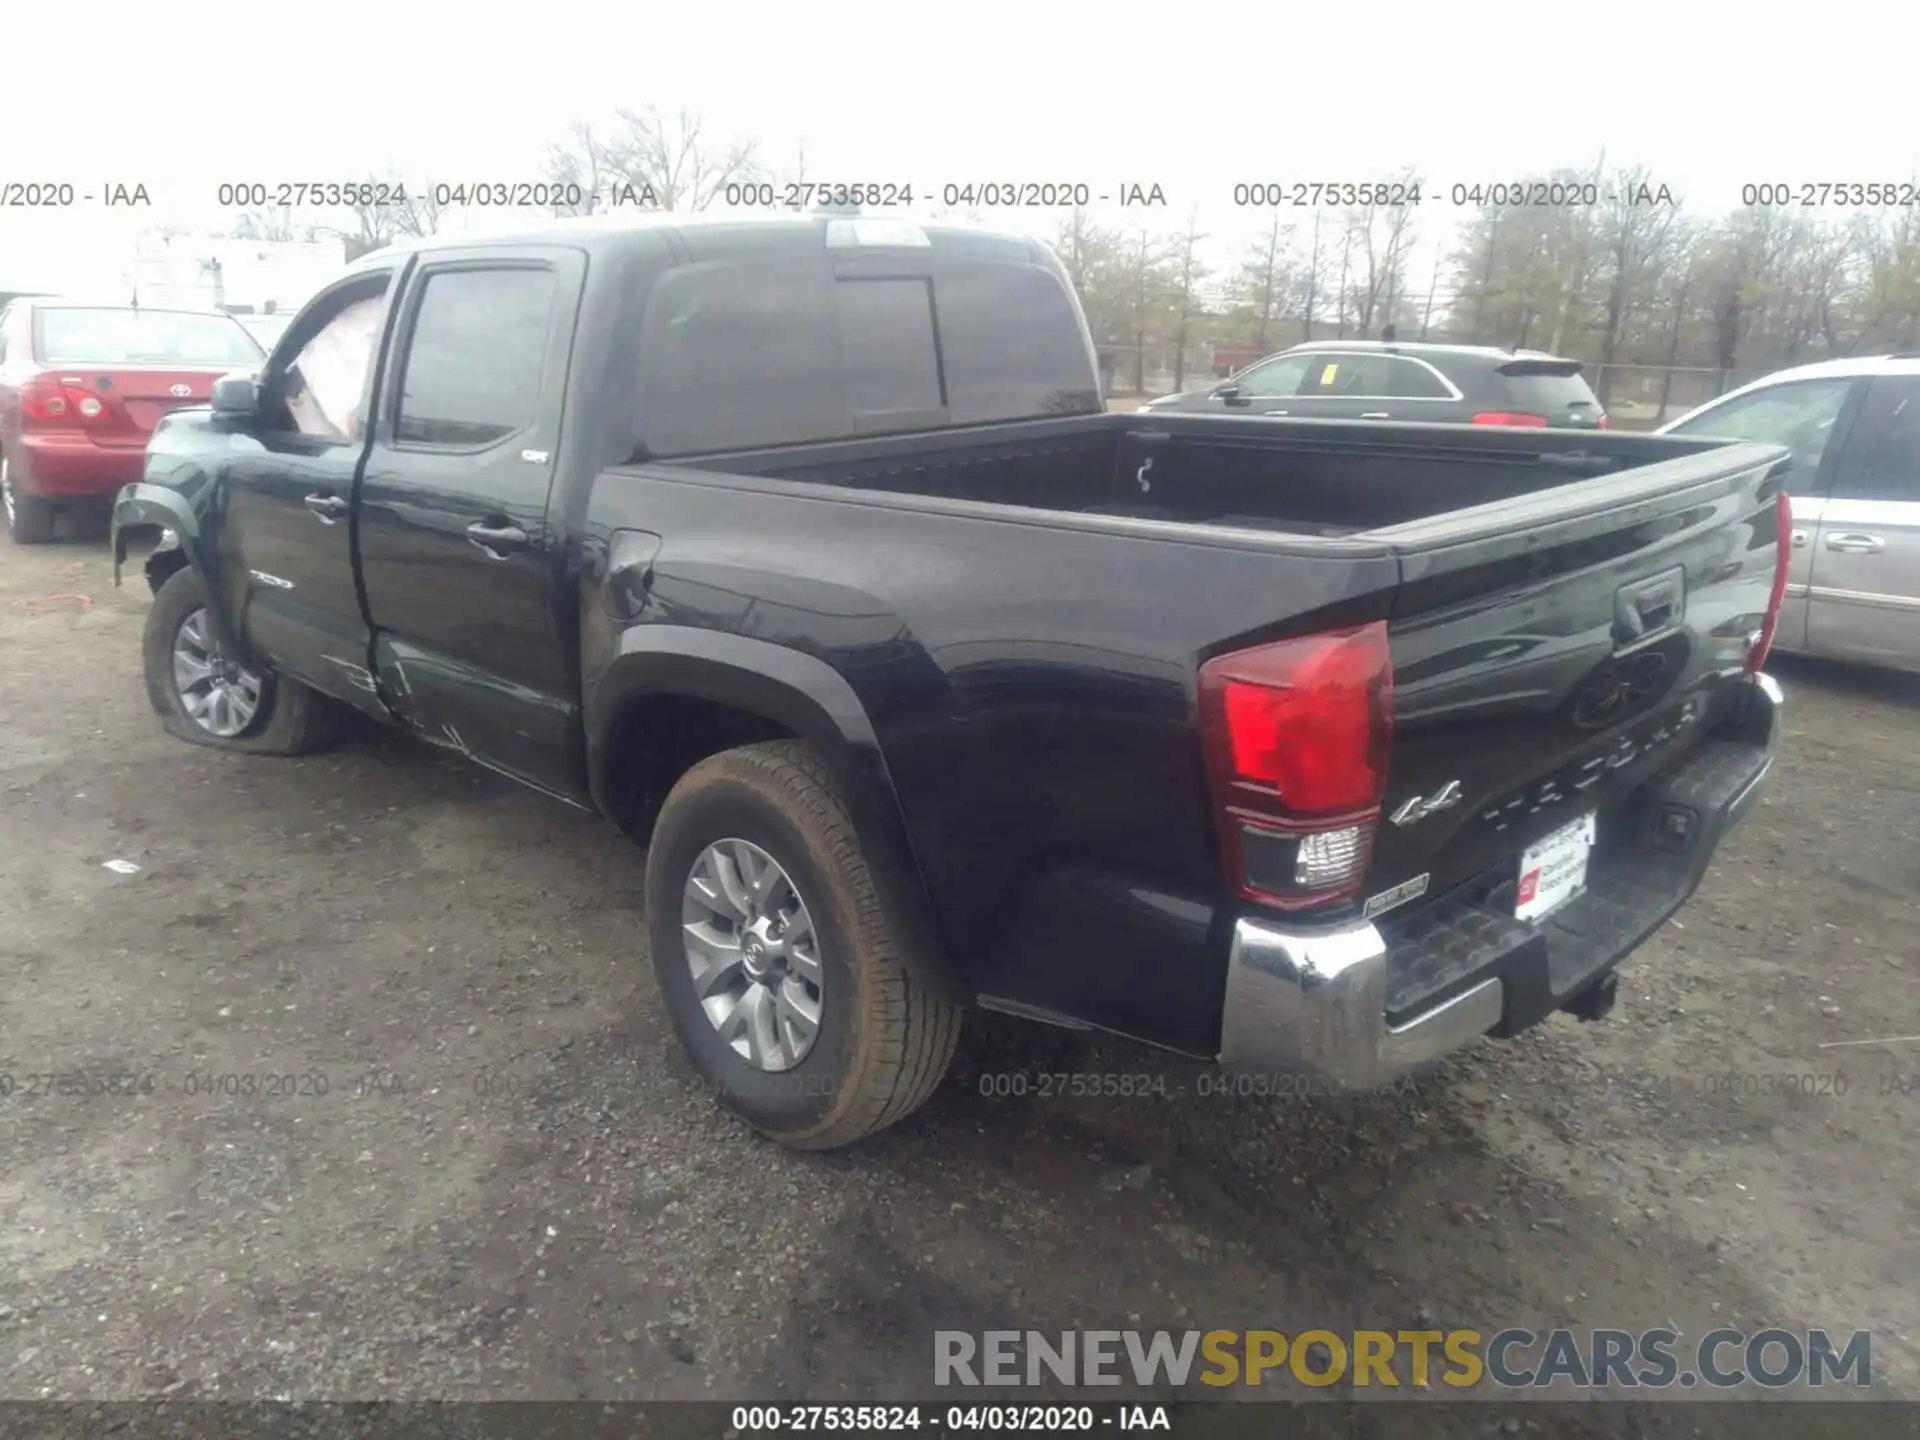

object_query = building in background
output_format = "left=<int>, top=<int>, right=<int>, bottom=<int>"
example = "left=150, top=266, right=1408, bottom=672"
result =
left=128, top=233, right=347, bottom=317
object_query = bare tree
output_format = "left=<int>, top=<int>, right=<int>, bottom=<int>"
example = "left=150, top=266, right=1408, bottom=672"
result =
left=1170, top=206, right=1209, bottom=391
left=229, top=206, right=306, bottom=243
left=543, top=120, right=612, bottom=216
left=326, top=173, right=424, bottom=260
left=602, top=106, right=762, bottom=212
left=1592, top=165, right=1684, bottom=400
left=1233, top=209, right=1295, bottom=353
left=1301, top=210, right=1323, bottom=340
left=1342, top=170, right=1422, bottom=336
left=392, top=183, right=450, bottom=239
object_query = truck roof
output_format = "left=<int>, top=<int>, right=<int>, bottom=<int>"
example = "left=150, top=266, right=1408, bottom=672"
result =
left=345, top=212, right=1046, bottom=273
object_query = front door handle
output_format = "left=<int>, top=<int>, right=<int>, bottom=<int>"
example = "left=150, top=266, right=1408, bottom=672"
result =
left=466, top=520, right=529, bottom=558
left=304, top=493, right=349, bottom=524
left=1825, top=532, right=1885, bottom=554
left=1263, top=409, right=1289, bottom=416
left=1360, top=411, right=1391, bottom=419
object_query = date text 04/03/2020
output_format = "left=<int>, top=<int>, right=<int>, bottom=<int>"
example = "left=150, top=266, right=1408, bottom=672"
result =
left=730, top=1405, right=1170, bottom=1431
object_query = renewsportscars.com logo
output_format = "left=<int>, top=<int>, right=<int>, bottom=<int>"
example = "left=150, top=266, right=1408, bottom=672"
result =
left=934, top=1328, right=1873, bottom=1391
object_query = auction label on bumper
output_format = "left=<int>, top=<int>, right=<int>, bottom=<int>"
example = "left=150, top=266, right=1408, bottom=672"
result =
left=1515, top=812, right=1596, bottom=922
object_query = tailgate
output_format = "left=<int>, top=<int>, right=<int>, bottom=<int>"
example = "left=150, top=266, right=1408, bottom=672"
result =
left=61, top=368, right=230, bottom=449
left=1355, top=437, right=1787, bottom=921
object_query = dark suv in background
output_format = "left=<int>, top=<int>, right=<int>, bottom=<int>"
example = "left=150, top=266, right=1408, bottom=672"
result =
left=1138, top=339, right=1608, bottom=430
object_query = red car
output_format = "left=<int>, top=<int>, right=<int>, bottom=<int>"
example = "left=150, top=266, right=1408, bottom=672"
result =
left=0, top=299, right=266, bottom=543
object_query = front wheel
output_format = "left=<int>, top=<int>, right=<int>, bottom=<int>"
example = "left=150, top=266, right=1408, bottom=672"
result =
left=645, top=740, right=962, bottom=1150
left=142, top=567, right=345, bottom=755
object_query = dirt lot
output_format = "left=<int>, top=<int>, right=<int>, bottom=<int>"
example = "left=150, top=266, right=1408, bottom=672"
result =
left=1, top=533, right=1916, bottom=1428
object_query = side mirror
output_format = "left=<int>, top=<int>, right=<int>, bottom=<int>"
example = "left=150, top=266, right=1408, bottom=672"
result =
left=210, top=372, right=260, bottom=417
left=1212, top=382, right=1243, bottom=402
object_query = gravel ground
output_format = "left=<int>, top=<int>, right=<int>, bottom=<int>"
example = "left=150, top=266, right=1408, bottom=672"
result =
left=1, top=533, right=1916, bottom=1430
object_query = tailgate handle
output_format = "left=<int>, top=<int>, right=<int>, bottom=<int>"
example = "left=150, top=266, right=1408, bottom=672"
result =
left=1613, top=567, right=1686, bottom=648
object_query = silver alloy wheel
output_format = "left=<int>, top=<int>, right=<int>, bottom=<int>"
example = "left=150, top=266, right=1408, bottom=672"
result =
left=171, top=607, right=263, bottom=738
left=680, top=837, right=825, bottom=1072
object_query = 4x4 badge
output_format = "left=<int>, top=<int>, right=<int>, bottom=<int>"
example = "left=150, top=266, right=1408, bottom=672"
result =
left=1390, top=780, right=1463, bottom=827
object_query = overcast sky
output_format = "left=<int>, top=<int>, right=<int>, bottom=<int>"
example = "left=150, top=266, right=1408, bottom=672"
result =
left=6, top=1, right=1912, bottom=294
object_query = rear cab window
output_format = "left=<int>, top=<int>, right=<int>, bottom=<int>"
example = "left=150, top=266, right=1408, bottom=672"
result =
left=633, top=247, right=1098, bottom=458
left=32, top=307, right=264, bottom=367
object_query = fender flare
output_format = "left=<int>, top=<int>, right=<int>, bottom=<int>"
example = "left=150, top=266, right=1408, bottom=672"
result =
left=588, top=626, right=965, bottom=1002
left=110, top=484, right=245, bottom=659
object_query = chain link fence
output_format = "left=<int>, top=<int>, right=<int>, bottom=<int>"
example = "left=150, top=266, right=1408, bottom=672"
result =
left=1586, top=364, right=1771, bottom=430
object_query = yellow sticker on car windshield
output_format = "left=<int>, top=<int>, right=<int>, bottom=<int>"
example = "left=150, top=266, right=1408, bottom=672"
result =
left=1320, top=363, right=1340, bottom=388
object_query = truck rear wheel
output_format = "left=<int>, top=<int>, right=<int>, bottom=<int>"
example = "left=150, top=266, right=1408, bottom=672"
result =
left=645, top=739, right=961, bottom=1150
left=142, top=567, right=345, bottom=756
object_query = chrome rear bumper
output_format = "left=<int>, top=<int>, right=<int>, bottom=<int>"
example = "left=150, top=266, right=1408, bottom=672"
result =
left=1217, top=672, right=1783, bottom=1089
left=1219, top=920, right=1504, bottom=1089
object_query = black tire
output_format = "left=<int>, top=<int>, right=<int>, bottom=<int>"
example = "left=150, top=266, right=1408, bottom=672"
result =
left=645, top=740, right=962, bottom=1150
left=4, top=460, right=54, bottom=544
left=142, top=567, right=346, bottom=756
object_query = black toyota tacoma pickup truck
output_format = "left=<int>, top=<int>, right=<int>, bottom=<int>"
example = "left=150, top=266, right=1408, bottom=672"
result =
left=112, top=213, right=1789, bottom=1150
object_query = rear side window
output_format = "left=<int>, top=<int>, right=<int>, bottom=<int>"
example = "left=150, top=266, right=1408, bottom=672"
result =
left=635, top=259, right=848, bottom=457
left=1666, top=377, right=1855, bottom=494
left=1495, top=363, right=1602, bottom=418
left=32, top=307, right=264, bottom=367
left=1830, top=375, right=1920, bottom=502
left=396, top=267, right=558, bottom=448
left=1383, top=357, right=1452, bottom=399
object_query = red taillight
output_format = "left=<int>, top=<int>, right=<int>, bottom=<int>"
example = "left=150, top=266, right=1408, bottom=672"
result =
left=1470, top=411, right=1549, bottom=427
left=19, top=374, right=102, bottom=430
left=1746, top=491, right=1792, bottom=675
left=1197, top=622, right=1394, bottom=910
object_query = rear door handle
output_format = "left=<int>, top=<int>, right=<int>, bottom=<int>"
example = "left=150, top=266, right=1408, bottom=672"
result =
left=466, top=520, right=529, bottom=558
left=1825, top=532, right=1885, bottom=554
left=304, top=493, right=349, bottom=524
left=1360, top=411, right=1391, bottom=420
left=1262, top=409, right=1289, bottom=416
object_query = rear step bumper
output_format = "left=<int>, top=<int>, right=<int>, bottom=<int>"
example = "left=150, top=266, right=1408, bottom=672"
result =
left=1218, top=672, right=1782, bottom=1090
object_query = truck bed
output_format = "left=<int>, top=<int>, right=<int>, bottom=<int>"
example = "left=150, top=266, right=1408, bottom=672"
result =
left=674, top=411, right=1716, bottom=540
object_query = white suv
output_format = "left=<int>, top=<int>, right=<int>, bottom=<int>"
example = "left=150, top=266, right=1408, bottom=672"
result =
left=1660, top=355, right=1920, bottom=674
